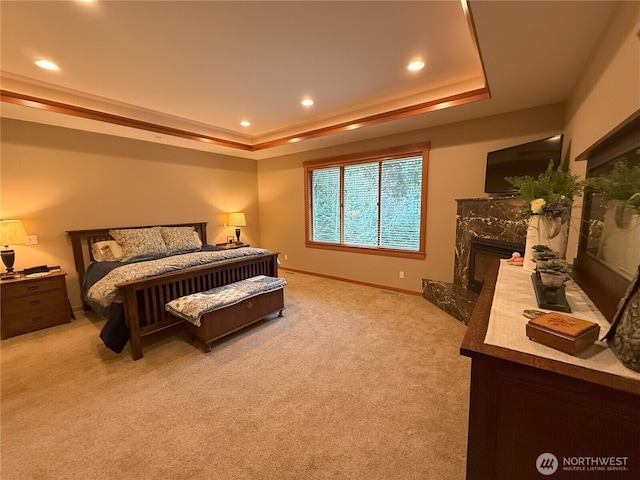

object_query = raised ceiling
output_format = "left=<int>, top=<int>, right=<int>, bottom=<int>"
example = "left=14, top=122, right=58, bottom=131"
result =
left=0, top=1, right=616, bottom=160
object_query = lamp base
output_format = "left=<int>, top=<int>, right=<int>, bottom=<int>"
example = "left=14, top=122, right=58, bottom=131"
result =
left=235, top=228, right=241, bottom=243
left=1, top=248, right=15, bottom=274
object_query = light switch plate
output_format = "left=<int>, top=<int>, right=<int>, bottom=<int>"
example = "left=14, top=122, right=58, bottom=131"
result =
left=25, top=235, right=38, bottom=245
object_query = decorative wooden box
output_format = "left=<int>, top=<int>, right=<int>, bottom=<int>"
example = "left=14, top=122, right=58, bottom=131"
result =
left=525, top=312, right=600, bottom=355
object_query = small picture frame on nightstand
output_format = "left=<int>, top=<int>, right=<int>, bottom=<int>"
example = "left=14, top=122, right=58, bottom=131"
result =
left=226, top=236, right=234, bottom=244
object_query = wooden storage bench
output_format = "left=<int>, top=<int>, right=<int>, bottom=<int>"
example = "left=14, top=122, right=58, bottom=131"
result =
left=165, top=276, right=285, bottom=353
left=187, top=289, right=283, bottom=352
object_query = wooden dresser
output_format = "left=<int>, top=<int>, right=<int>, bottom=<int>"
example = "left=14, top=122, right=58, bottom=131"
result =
left=460, top=262, right=640, bottom=479
left=1, top=270, right=72, bottom=339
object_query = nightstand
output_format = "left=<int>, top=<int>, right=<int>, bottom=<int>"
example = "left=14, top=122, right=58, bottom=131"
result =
left=215, top=243, right=250, bottom=249
left=1, top=270, right=72, bottom=339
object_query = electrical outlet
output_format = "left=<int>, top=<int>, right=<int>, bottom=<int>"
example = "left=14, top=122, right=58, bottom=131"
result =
left=284, top=254, right=288, bottom=260
left=399, top=271, right=404, bottom=279
left=25, top=235, right=38, bottom=245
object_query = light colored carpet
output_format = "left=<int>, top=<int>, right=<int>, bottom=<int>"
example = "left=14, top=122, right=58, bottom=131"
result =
left=1, top=271, right=470, bottom=480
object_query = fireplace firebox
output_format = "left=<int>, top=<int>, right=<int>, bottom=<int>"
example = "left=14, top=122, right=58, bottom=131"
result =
left=468, top=237, right=525, bottom=293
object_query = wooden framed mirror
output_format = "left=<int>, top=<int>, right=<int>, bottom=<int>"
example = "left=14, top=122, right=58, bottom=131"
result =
left=573, top=109, right=640, bottom=321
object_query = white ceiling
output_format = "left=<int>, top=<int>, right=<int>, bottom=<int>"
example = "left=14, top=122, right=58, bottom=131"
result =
left=0, top=1, right=617, bottom=160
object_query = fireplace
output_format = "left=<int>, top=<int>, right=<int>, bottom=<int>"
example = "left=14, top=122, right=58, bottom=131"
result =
left=422, top=197, right=528, bottom=324
left=468, top=237, right=525, bottom=293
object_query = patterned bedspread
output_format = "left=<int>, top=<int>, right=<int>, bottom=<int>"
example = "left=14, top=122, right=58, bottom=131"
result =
left=165, top=275, right=286, bottom=326
left=87, top=247, right=270, bottom=308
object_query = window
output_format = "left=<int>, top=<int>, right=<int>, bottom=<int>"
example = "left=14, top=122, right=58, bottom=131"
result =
left=304, top=143, right=428, bottom=259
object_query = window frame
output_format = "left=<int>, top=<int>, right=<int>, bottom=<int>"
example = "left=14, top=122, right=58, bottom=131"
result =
left=303, top=142, right=429, bottom=259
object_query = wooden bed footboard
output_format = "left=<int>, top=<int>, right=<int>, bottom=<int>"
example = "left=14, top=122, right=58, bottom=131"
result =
left=118, top=253, right=279, bottom=360
left=67, top=222, right=279, bottom=360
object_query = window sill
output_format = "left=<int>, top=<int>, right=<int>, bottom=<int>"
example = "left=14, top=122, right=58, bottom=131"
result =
left=305, top=241, right=426, bottom=260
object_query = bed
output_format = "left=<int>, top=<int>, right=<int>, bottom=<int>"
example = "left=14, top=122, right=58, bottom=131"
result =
left=67, top=222, right=279, bottom=360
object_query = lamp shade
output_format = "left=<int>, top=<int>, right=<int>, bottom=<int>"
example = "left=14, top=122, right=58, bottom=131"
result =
left=228, top=212, right=246, bottom=227
left=0, top=220, right=28, bottom=246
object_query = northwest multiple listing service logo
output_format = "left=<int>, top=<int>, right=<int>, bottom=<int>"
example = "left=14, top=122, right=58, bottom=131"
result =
left=537, top=453, right=559, bottom=475
left=536, top=452, right=630, bottom=476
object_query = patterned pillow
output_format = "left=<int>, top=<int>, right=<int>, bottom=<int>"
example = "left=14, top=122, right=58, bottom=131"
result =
left=108, top=227, right=168, bottom=261
left=160, top=226, right=203, bottom=254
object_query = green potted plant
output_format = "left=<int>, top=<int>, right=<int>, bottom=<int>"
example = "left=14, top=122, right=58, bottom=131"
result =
left=506, top=160, right=585, bottom=226
left=537, top=257, right=570, bottom=287
left=531, top=244, right=553, bottom=261
left=534, top=249, right=560, bottom=270
left=506, top=160, right=585, bottom=270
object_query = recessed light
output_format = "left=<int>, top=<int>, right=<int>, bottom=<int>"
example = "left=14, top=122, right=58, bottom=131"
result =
left=240, top=121, right=251, bottom=127
left=407, top=60, right=425, bottom=71
left=301, top=98, right=314, bottom=107
left=35, top=60, right=60, bottom=71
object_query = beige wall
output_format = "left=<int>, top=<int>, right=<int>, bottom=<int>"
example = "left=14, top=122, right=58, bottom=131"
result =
left=1, top=119, right=260, bottom=306
left=258, top=103, right=565, bottom=293
left=564, top=1, right=640, bottom=261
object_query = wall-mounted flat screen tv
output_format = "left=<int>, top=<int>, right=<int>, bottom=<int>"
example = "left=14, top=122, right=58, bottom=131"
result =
left=484, top=135, right=564, bottom=194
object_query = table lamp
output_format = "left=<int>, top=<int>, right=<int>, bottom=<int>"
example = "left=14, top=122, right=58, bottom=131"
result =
left=228, top=212, right=246, bottom=244
left=0, top=219, right=28, bottom=274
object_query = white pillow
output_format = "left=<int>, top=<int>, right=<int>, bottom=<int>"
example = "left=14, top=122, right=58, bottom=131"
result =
left=109, top=227, right=168, bottom=261
left=160, top=226, right=203, bottom=254
left=91, top=240, right=124, bottom=262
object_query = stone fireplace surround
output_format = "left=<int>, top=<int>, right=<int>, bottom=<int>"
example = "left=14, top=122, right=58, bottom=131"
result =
left=422, top=197, right=527, bottom=324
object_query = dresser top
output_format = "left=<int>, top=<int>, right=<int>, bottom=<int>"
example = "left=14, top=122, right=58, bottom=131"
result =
left=461, top=260, right=640, bottom=395
left=0, top=269, right=67, bottom=285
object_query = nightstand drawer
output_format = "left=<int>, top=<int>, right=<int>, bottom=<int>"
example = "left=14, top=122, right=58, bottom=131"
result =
left=1, top=288, right=68, bottom=317
left=2, top=275, right=65, bottom=297
left=1, top=310, right=70, bottom=338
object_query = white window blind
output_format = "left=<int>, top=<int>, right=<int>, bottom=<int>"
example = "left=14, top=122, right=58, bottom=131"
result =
left=306, top=145, right=427, bottom=257
left=311, top=167, right=340, bottom=243
left=344, top=162, right=380, bottom=246
left=380, top=156, right=422, bottom=250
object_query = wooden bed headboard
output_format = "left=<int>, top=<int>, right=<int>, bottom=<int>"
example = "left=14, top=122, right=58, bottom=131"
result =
left=66, top=222, right=208, bottom=287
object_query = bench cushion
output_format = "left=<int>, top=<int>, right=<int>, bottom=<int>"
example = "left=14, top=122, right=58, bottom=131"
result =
left=165, top=275, right=286, bottom=326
